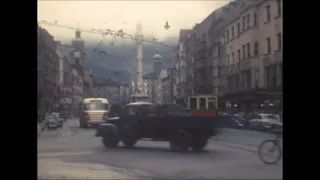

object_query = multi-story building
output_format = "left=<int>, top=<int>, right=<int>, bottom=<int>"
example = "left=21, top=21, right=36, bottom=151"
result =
left=60, top=56, right=73, bottom=111
left=71, top=64, right=83, bottom=115
left=208, top=1, right=246, bottom=98
left=93, top=77, right=121, bottom=104
left=83, top=69, right=94, bottom=98
left=222, top=0, right=282, bottom=112
left=184, top=32, right=196, bottom=97
left=37, top=26, right=59, bottom=112
left=160, top=69, right=174, bottom=104
left=175, top=29, right=192, bottom=104
left=193, top=10, right=223, bottom=95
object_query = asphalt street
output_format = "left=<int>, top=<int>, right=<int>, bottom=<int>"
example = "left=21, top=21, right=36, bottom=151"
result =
left=38, top=119, right=282, bottom=179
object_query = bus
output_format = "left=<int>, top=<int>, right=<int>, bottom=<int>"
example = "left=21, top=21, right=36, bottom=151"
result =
left=79, top=98, right=109, bottom=128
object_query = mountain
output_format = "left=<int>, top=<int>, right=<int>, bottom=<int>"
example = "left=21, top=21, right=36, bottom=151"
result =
left=61, top=43, right=176, bottom=79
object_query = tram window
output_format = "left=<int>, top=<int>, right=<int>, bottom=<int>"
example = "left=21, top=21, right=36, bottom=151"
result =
left=190, top=98, right=197, bottom=109
left=208, top=102, right=215, bottom=109
left=199, top=98, right=206, bottom=109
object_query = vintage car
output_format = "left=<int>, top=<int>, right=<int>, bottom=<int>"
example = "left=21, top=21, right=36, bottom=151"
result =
left=95, top=102, right=223, bottom=152
left=248, top=113, right=283, bottom=131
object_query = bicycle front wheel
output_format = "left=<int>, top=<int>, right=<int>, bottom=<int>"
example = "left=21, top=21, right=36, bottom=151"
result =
left=258, top=140, right=282, bottom=164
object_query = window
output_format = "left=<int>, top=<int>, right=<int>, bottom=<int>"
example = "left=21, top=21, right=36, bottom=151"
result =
left=231, top=26, right=235, bottom=39
left=237, top=49, right=241, bottom=61
left=242, top=45, right=246, bottom=60
left=276, top=0, right=282, bottom=16
left=242, top=16, right=246, bottom=31
left=246, top=43, right=251, bottom=57
left=247, top=14, right=250, bottom=27
left=254, top=42, right=259, bottom=56
left=232, top=52, right=235, bottom=64
left=226, top=30, right=229, bottom=42
left=217, top=46, right=221, bottom=57
left=265, top=5, right=271, bottom=23
left=227, top=54, right=230, bottom=65
left=254, top=12, right=258, bottom=26
left=265, top=37, right=271, bottom=54
left=276, top=33, right=282, bottom=50
left=237, top=22, right=240, bottom=37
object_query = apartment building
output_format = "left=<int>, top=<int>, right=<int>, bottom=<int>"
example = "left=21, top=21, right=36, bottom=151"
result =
left=184, top=32, right=196, bottom=97
left=175, top=29, right=191, bottom=104
left=222, top=0, right=282, bottom=111
left=71, top=64, right=83, bottom=115
left=83, top=69, right=94, bottom=98
left=208, top=1, right=247, bottom=98
left=38, top=26, right=60, bottom=112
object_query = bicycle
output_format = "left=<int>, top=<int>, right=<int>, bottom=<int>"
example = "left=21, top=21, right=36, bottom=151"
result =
left=257, top=129, right=282, bottom=164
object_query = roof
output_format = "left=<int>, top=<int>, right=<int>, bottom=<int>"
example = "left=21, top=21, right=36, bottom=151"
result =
left=83, top=98, right=109, bottom=104
left=124, top=102, right=155, bottom=107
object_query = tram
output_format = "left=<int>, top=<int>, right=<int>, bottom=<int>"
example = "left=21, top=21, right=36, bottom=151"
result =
left=187, top=95, right=219, bottom=117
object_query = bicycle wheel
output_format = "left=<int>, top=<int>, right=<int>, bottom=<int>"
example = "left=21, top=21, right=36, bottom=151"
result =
left=258, top=140, right=282, bottom=164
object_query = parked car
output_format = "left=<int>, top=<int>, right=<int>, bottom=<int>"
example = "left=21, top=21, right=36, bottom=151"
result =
left=248, top=113, right=282, bottom=131
left=45, top=115, right=59, bottom=130
left=52, top=112, right=64, bottom=128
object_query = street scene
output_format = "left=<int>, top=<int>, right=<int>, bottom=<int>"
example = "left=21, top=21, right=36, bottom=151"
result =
left=38, top=0, right=282, bottom=179
left=38, top=120, right=282, bottom=179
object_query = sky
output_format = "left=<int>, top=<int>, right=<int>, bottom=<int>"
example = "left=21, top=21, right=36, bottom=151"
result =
left=38, top=0, right=230, bottom=45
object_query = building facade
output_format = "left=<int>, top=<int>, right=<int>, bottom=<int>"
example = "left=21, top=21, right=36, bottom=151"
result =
left=71, top=64, right=83, bottom=115
left=93, top=78, right=121, bottom=104
left=60, top=56, right=73, bottom=111
left=38, top=26, right=60, bottom=113
left=83, top=69, right=94, bottom=98
left=222, top=0, right=282, bottom=112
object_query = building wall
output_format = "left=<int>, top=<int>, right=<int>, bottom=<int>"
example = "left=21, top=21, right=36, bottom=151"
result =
left=71, top=68, right=83, bottom=107
left=83, top=69, right=94, bottom=98
left=224, top=0, right=282, bottom=93
left=38, top=26, right=59, bottom=112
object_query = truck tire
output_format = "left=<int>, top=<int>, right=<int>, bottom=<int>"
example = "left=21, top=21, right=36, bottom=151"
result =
left=102, top=135, right=119, bottom=148
left=169, top=133, right=189, bottom=153
left=190, top=137, right=208, bottom=151
left=122, top=138, right=137, bottom=148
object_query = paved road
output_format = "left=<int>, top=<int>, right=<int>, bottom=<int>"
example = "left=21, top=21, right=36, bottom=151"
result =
left=38, top=120, right=282, bottom=179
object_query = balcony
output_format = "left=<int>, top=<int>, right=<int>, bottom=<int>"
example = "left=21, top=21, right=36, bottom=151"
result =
left=239, top=59, right=250, bottom=71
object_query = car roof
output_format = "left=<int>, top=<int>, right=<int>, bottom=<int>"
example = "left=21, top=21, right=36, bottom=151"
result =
left=124, top=102, right=155, bottom=107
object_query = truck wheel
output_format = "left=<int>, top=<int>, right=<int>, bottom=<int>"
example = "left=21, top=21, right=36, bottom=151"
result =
left=122, top=138, right=137, bottom=148
left=190, top=137, right=208, bottom=151
left=169, top=133, right=189, bottom=153
left=102, top=135, right=119, bottom=148
left=79, top=121, right=87, bottom=128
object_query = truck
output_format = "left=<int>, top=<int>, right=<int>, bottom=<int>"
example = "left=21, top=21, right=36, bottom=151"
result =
left=95, top=102, right=223, bottom=152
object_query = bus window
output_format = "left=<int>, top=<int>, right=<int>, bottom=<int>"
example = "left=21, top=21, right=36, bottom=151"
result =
left=190, top=98, right=197, bottom=109
left=208, top=102, right=215, bottom=109
left=199, top=98, right=206, bottom=109
left=208, top=97, right=216, bottom=109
